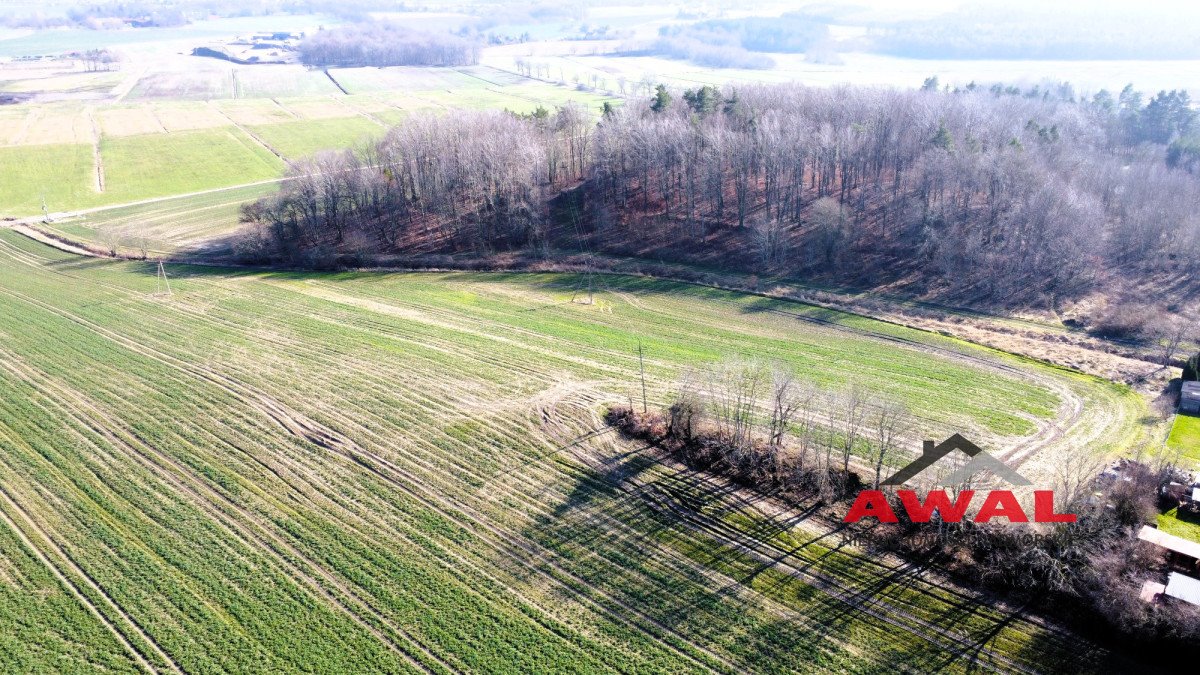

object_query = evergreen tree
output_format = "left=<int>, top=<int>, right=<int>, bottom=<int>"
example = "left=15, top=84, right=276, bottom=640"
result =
left=650, top=84, right=672, bottom=113
left=1139, top=90, right=1196, bottom=143
left=931, top=121, right=954, bottom=151
left=682, top=85, right=722, bottom=115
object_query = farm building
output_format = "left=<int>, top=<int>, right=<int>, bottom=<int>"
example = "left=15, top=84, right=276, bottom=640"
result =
left=1160, top=482, right=1200, bottom=512
left=1139, top=573, right=1200, bottom=607
left=1140, top=579, right=1167, bottom=602
left=1165, top=572, right=1200, bottom=607
left=1138, top=525, right=1200, bottom=573
left=1182, top=381, right=1200, bottom=414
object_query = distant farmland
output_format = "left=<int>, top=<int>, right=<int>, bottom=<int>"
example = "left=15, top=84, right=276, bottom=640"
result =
left=0, top=229, right=1146, bottom=672
left=0, top=64, right=618, bottom=218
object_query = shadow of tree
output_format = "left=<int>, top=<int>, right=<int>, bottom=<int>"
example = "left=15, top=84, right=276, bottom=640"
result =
left=509, top=444, right=1119, bottom=673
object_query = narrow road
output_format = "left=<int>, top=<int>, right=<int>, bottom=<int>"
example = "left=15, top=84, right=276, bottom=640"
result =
left=1, top=178, right=288, bottom=226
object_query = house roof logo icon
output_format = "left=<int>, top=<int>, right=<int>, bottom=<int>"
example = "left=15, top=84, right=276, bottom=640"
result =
left=881, top=433, right=1031, bottom=486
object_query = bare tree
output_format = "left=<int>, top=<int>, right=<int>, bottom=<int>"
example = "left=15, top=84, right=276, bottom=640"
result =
left=839, top=386, right=868, bottom=475
left=99, top=227, right=124, bottom=257
left=871, top=401, right=909, bottom=489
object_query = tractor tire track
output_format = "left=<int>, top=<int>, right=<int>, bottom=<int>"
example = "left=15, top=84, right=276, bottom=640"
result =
left=0, top=242, right=1106, bottom=671
left=0, top=473, right=180, bottom=674
left=0, top=353, right=448, bottom=675
left=0, top=281, right=739, bottom=674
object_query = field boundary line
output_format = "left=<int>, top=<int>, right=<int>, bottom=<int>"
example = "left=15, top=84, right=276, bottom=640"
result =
left=111, top=65, right=146, bottom=102
left=206, top=101, right=289, bottom=162
left=3, top=178, right=287, bottom=224
left=270, top=98, right=298, bottom=119
left=333, top=96, right=387, bottom=127
left=147, top=106, right=169, bottom=134
left=323, top=69, right=350, bottom=95
left=85, top=106, right=105, bottom=193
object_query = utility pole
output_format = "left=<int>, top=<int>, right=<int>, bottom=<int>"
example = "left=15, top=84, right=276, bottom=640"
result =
left=41, top=194, right=50, bottom=223
left=155, top=261, right=172, bottom=297
left=637, top=339, right=647, bottom=414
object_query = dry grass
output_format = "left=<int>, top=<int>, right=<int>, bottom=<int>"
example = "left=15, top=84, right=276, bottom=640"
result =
left=19, top=105, right=90, bottom=145
left=95, top=105, right=166, bottom=137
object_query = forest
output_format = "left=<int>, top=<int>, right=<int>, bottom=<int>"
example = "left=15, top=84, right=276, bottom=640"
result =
left=646, top=14, right=830, bottom=69
left=297, top=21, right=480, bottom=67
left=238, top=81, right=1200, bottom=317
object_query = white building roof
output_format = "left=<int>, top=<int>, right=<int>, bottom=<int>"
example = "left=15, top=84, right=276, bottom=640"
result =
left=1137, top=525, right=1200, bottom=560
left=1165, top=572, right=1200, bottom=606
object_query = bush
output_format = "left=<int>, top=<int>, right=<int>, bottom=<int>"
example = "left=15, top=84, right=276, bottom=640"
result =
left=1090, top=302, right=1165, bottom=340
left=1184, top=351, right=1200, bottom=381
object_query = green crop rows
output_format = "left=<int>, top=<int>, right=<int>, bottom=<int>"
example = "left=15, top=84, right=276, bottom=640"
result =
left=0, top=230, right=1146, bottom=672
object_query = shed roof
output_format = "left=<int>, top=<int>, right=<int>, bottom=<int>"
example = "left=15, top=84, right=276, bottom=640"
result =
left=1183, top=381, right=1200, bottom=400
left=1165, top=572, right=1200, bottom=606
left=1140, top=579, right=1166, bottom=602
left=1137, top=525, right=1200, bottom=560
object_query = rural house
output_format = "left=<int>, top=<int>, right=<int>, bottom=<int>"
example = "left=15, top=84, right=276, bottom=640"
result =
left=1182, top=381, right=1200, bottom=414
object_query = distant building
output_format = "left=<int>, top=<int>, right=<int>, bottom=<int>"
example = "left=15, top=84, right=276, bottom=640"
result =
left=1182, top=381, right=1200, bottom=414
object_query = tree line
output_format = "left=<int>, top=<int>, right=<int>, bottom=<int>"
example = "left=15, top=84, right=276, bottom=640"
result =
left=627, top=359, right=911, bottom=503
left=239, top=107, right=586, bottom=264
left=607, top=359, right=1200, bottom=646
left=238, top=80, right=1200, bottom=313
left=298, top=21, right=480, bottom=68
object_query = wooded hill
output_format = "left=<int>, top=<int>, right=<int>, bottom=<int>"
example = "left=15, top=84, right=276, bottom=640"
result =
left=238, top=81, right=1200, bottom=321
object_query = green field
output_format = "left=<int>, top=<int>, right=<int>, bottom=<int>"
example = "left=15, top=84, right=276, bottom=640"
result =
left=0, top=129, right=282, bottom=217
left=99, top=128, right=283, bottom=203
left=1158, top=507, right=1200, bottom=543
left=0, top=143, right=95, bottom=215
left=1168, top=413, right=1200, bottom=464
left=0, top=229, right=1146, bottom=672
left=249, top=117, right=385, bottom=159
